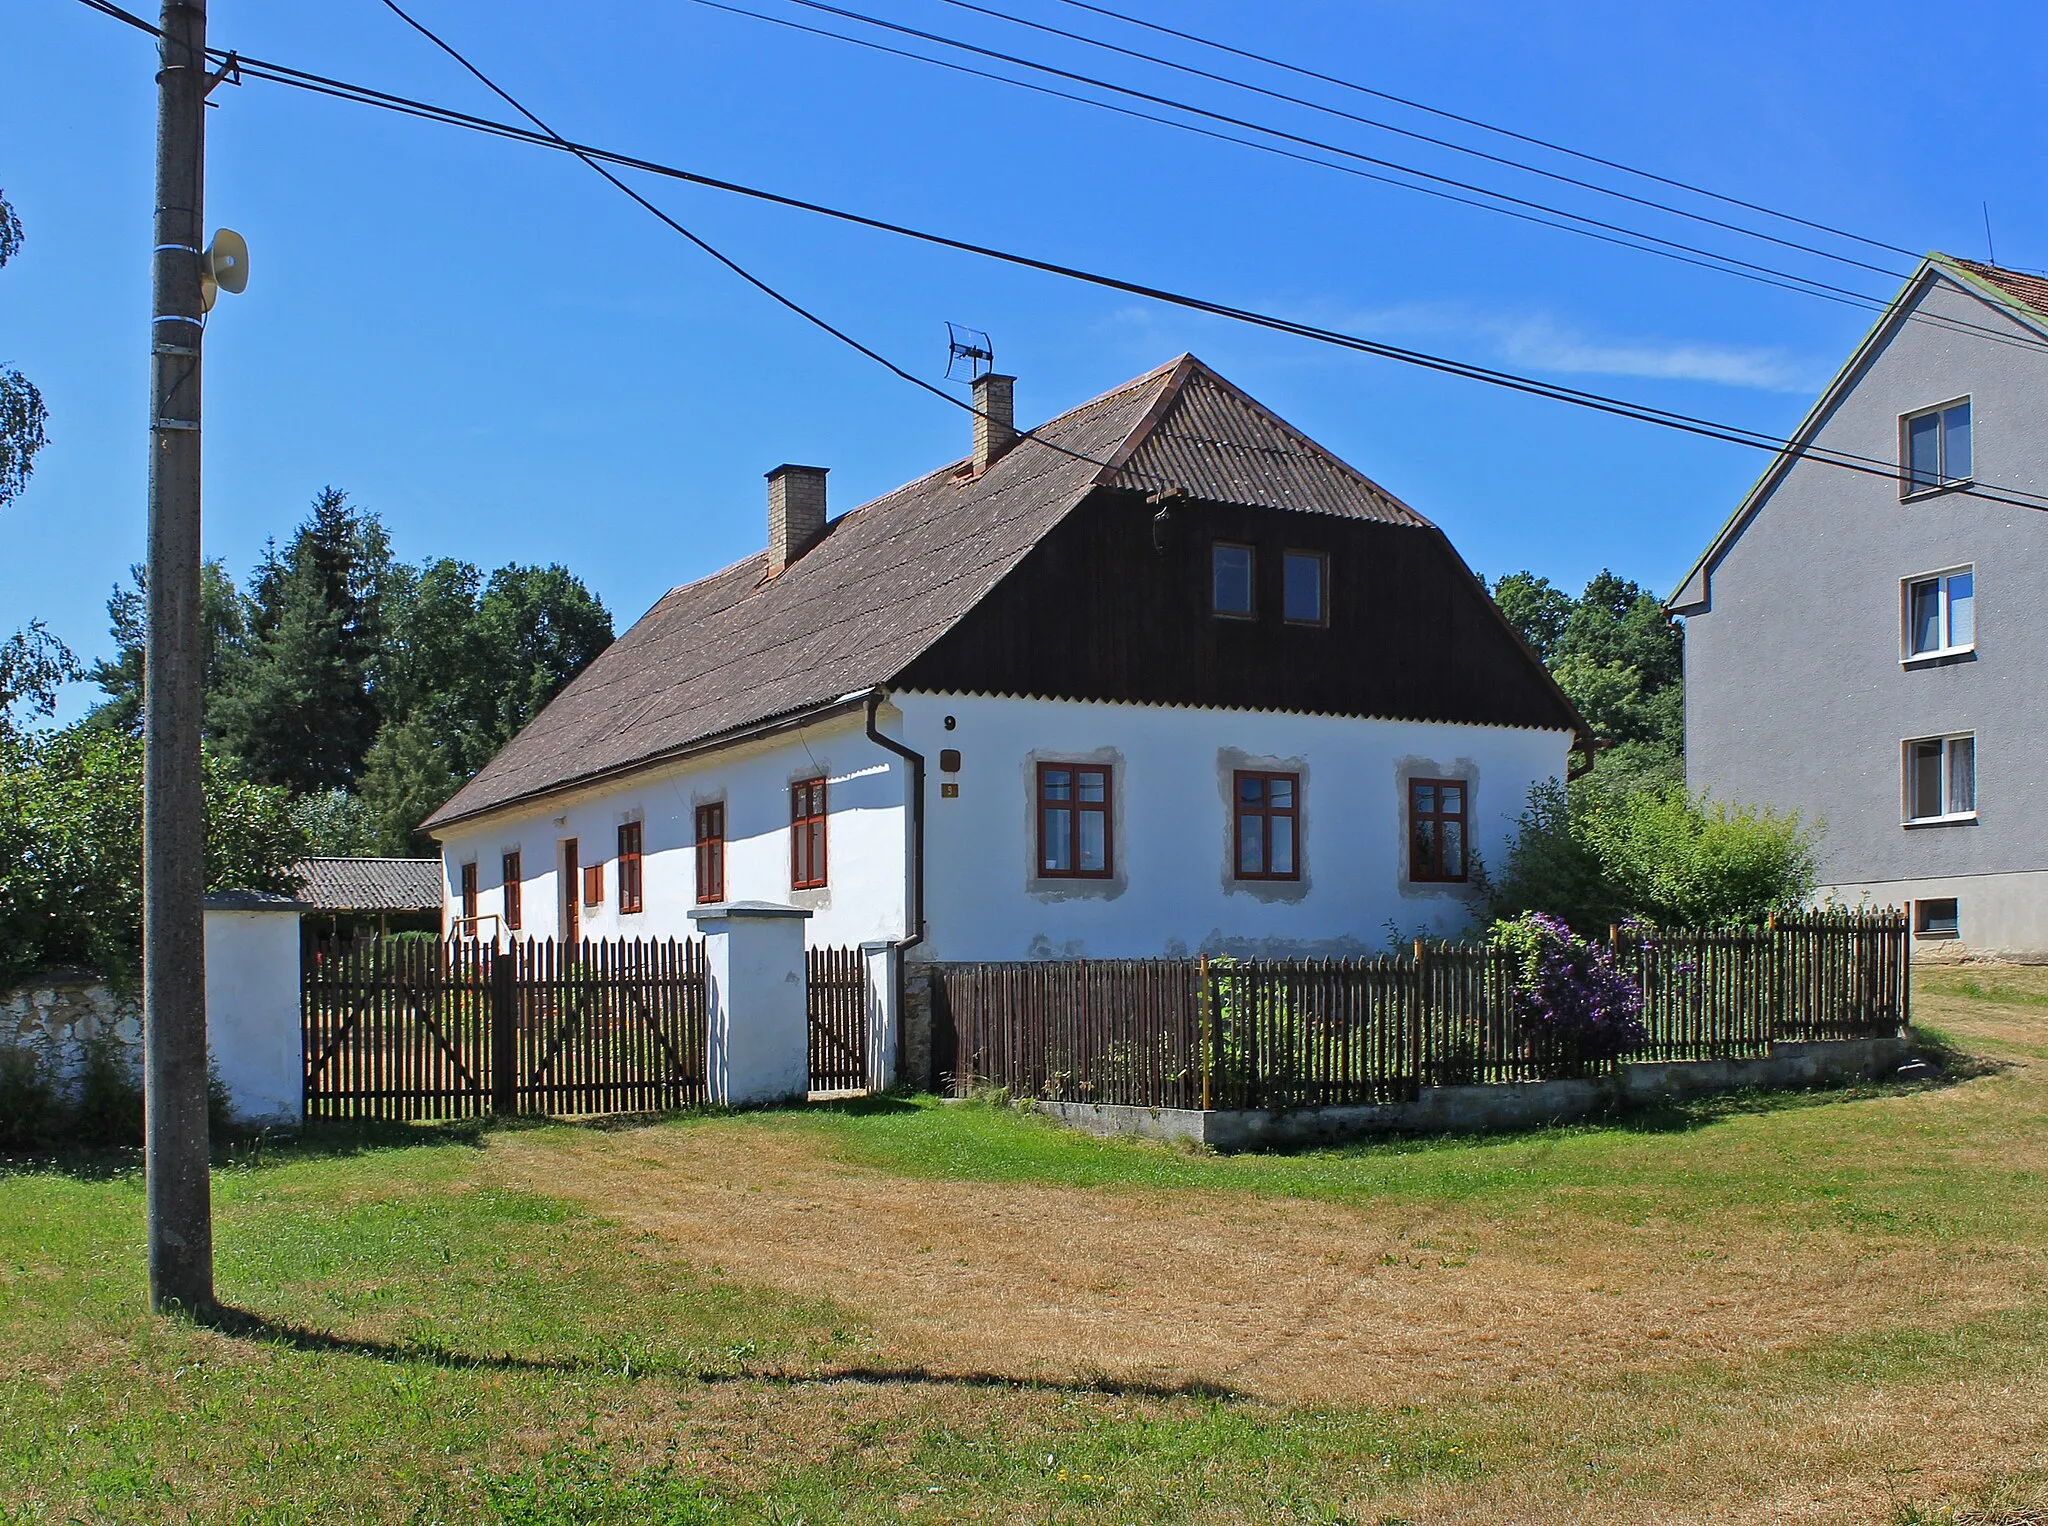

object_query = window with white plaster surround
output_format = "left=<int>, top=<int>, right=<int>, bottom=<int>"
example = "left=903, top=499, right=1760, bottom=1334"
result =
left=1903, top=567, right=1974, bottom=661
left=1901, top=398, right=1971, bottom=495
left=1904, top=734, right=1975, bottom=823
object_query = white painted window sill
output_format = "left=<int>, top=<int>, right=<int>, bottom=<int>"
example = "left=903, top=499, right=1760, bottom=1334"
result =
left=1903, top=812, right=1978, bottom=828
left=1901, top=478, right=1974, bottom=503
left=1901, top=647, right=1975, bottom=667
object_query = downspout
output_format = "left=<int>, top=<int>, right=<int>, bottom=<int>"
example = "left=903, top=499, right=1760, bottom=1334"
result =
left=863, top=689, right=926, bottom=1086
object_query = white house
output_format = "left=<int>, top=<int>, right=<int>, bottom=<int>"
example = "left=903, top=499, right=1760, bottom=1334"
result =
left=423, top=356, right=1589, bottom=1081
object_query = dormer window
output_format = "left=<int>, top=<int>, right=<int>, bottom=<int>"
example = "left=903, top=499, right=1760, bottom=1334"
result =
left=1283, top=550, right=1327, bottom=624
left=1212, top=543, right=1254, bottom=618
left=1903, top=399, right=1971, bottom=495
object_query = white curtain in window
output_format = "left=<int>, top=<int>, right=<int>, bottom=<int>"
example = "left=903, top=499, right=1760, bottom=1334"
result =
left=1947, top=736, right=1976, bottom=816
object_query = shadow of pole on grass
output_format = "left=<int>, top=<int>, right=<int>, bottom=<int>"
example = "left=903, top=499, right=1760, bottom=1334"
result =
left=198, top=1304, right=1243, bottom=1400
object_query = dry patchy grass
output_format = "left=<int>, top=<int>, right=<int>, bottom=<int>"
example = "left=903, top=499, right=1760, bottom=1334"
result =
left=6, top=965, right=2048, bottom=1523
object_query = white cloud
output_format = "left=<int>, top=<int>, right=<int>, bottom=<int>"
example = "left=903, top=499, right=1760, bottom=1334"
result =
left=1335, top=302, right=1819, bottom=393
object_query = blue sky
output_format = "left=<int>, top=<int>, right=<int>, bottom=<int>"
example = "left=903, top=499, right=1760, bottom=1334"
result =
left=5, top=0, right=2045, bottom=724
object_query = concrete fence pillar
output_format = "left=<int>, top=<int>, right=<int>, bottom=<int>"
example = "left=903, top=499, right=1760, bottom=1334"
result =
left=859, top=941, right=900, bottom=1091
left=202, top=893, right=305, bottom=1126
left=688, top=902, right=813, bottom=1106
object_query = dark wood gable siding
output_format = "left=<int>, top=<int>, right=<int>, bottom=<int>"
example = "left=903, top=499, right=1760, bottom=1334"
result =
left=894, top=488, right=1580, bottom=735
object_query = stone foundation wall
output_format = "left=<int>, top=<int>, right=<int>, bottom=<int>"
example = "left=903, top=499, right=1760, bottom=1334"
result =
left=1025, top=1036, right=1917, bottom=1150
left=901, top=963, right=936, bottom=1092
left=1, top=971, right=143, bottom=1099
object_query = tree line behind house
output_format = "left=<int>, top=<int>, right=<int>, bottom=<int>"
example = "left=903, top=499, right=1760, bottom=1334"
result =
left=0, top=488, right=613, bottom=985
left=1484, top=568, right=1815, bottom=929
left=0, top=497, right=1815, bottom=986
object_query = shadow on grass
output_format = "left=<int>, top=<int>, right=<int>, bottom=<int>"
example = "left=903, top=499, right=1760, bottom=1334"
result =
left=200, top=1304, right=1241, bottom=1401
left=1, top=1091, right=932, bottom=1183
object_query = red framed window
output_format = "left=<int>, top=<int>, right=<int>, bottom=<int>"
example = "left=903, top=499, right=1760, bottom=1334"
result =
left=791, top=777, right=828, bottom=890
left=501, top=850, right=522, bottom=931
left=617, top=821, right=644, bottom=914
left=1409, top=778, right=1468, bottom=882
left=1037, top=762, right=1113, bottom=878
left=1233, top=771, right=1300, bottom=880
left=459, top=861, right=479, bottom=923
left=695, top=803, right=725, bottom=905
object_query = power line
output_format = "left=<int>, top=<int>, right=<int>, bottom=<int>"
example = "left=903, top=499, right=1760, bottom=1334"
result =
left=768, top=0, right=1893, bottom=302
left=65, top=0, right=2048, bottom=514
left=708, top=0, right=2048, bottom=361
left=78, top=0, right=2043, bottom=365
left=1049, top=0, right=1921, bottom=264
left=932, top=0, right=1907, bottom=283
left=683, top=0, right=1903, bottom=319
left=373, top=0, right=1134, bottom=479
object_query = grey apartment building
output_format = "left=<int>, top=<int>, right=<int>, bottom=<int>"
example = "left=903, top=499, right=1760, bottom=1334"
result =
left=1673, top=255, right=2048, bottom=959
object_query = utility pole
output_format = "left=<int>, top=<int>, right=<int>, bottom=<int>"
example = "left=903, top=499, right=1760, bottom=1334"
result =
left=145, top=0, right=214, bottom=1318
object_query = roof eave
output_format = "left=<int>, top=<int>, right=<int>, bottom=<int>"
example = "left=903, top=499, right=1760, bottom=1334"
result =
left=420, top=689, right=880, bottom=838
left=1667, top=256, right=1958, bottom=616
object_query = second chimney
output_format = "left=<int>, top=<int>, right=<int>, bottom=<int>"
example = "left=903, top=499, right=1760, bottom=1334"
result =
left=972, top=373, right=1017, bottom=473
left=766, top=464, right=829, bottom=575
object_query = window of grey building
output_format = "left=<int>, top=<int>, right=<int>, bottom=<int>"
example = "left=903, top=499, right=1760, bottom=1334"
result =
left=1913, top=898, right=1960, bottom=938
left=1904, top=733, right=1975, bottom=822
left=1902, top=399, right=1971, bottom=494
left=1904, top=567, right=1974, bottom=659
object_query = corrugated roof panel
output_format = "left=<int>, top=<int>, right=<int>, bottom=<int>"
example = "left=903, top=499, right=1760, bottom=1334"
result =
left=292, top=857, right=443, bottom=912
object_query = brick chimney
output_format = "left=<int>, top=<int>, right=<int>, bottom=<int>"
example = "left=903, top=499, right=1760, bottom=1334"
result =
left=972, top=373, right=1017, bottom=473
left=766, top=464, right=828, bottom=575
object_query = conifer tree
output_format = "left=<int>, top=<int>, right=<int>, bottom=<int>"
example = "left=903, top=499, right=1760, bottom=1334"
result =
left=212, top=488, right=391, bottom=792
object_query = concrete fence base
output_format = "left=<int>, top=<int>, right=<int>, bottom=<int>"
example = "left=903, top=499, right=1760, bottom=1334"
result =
left=1025, top=1037, right=1917, bottom=1150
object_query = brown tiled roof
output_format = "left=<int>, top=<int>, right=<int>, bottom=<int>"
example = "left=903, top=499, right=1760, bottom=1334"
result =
left=291, top=857, right=443, bottom=912
left=1946, top=257, right=2048, bottom=323
left=424, top=355, right=1435, bottom=832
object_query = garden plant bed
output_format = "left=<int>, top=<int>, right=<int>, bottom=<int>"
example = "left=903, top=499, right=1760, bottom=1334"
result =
left=1027, top=1034, right=1915, bottom=1148
left=2, top=966, right=2045, bottom=1522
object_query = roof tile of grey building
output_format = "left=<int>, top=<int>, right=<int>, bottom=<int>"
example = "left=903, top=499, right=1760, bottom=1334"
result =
left=423, top=355, right=1438, bottom=831
left=1950, top=257, right=2048, bottom=321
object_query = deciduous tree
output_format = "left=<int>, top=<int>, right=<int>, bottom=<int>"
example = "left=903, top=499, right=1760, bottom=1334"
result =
left=0, top=192, right=49, bottom=510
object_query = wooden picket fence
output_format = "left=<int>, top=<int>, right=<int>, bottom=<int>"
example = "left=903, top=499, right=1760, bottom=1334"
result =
left=302, top=937, right=709, bottom=1121
left=937, top=909, right=1910, bottom=1110
left=806, top=947, right=870, bottom=1093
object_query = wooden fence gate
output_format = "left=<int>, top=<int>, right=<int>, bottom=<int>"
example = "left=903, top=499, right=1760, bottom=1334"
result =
left=805, top=947, right=870, bottom=1093
left=302, top=937, right=709, bottom=1120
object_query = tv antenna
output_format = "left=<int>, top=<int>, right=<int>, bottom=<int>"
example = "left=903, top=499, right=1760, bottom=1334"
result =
left=945, top=322, right=994, bottom=381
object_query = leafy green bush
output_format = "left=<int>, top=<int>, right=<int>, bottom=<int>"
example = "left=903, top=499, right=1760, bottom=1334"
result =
left=70, top=1028, right=142, bottom=1147
left=0, top=725, right=307, bottom=986
left=0, top=1034, right=238, bottom=1151
left=0, top=1045, right=61, bottom=1149
left=1489, top=778, right=1818, bottom=931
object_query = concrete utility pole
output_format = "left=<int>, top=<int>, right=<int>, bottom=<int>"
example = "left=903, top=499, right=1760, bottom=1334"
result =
left=144, top=0, right=214, bottom=1317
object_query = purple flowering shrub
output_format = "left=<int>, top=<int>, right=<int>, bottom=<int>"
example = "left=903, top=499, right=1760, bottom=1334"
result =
left=1491, top=912, right=1646, bottom=1073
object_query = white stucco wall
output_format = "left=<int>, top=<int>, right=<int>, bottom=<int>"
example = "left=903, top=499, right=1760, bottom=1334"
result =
left=433, top=710, right=910, bottom=950
left=897, top=693, right=1569, bottom=961
left=202, top=906, right=305, bottom=1125
left=435, top=694, right=1570, bottom=964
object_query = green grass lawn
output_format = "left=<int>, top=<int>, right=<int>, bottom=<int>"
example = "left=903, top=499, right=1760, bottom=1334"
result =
left=5, top=970, right=2048, bottom=1523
